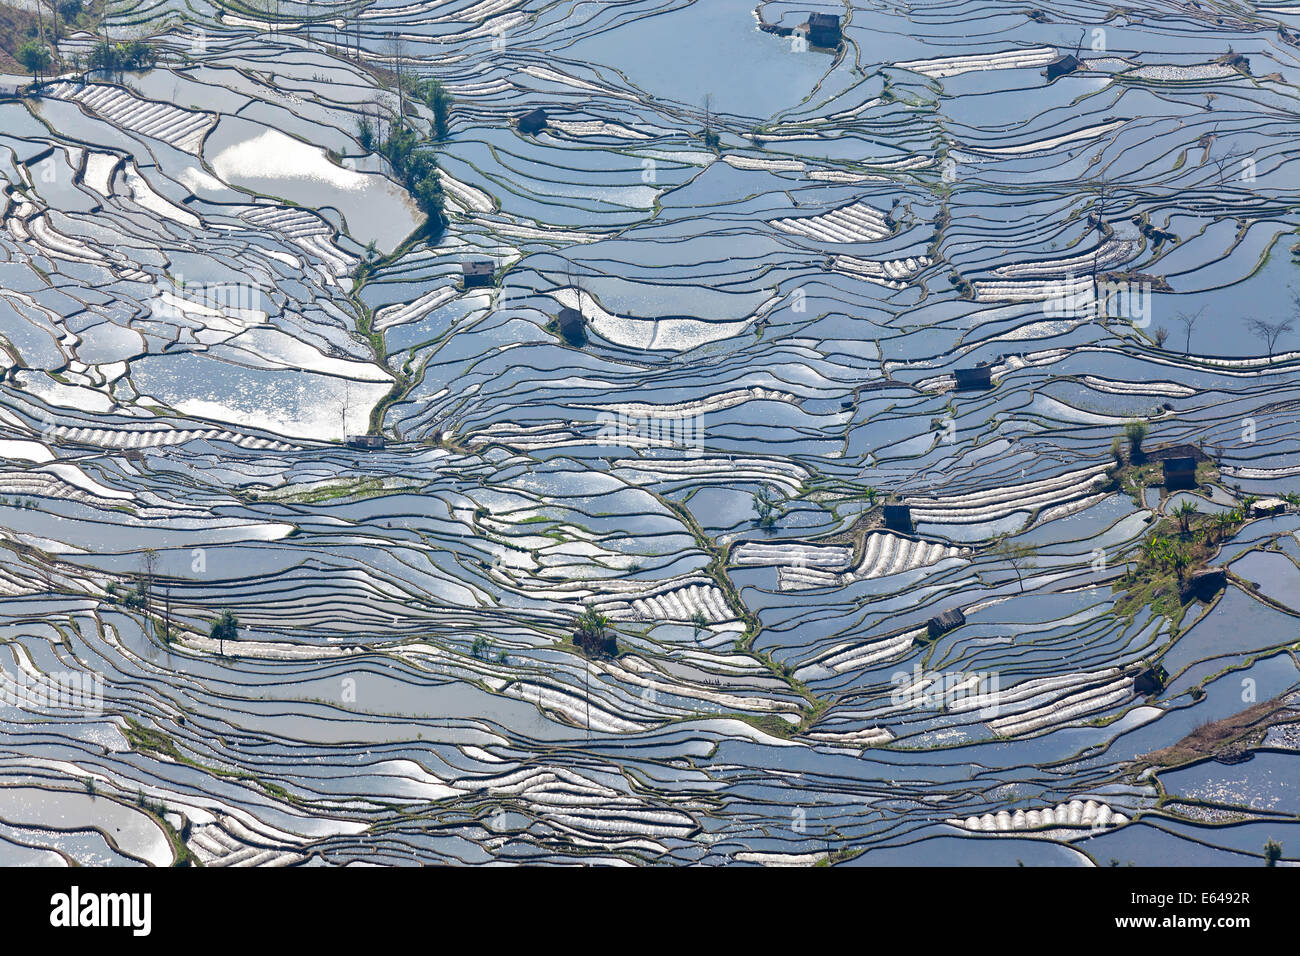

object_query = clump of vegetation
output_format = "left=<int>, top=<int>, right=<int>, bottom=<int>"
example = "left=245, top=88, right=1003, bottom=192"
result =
left=122, top=716, right=183, bottom=761
left=107, top=580, right=148, bottom=608
left=88, top=37, right=157, bottom=79
left=372, top=122, right=447, bottom=232
left=1264, top=838, right=1282, bottom=867
left=573, top=603, right=617, bottom=658
left=0, top=0, right=87, bottom=75
left=209, top=609, right=239, bottom=655
left=353, top=240, right=379, bottom=282
left=1124, top=420, right=1148, bottom=463
left=1116, top=500, right=1249, bottom=621
left=1138, top=534, right=1194, bottom=582
left=407, top=76, right=452, bottom=139
left=17, top=40, right=51, bottom=83
left=1137, top=696, right=1292, bottom=769
left=470, top=635, right=505, bottom=662
left=752, top=485, right=779, bottom=529
left=699, top=92, right=721, bottom=150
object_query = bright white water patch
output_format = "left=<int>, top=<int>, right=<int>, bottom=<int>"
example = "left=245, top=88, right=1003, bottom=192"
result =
left=212, top=128, right=367, bottom=193
left=170, top=384, right=390, bottom=442
left=208, top=124, right=422, bottom=253
left=81, top=152, right=118, bottom=195
left=177, top=165, right=229, bottom=196
left=552, top=289, right=752, bottom=351
left=0, top=439, right=54, bottom=463
left=3, top=0, right=1296, bottom=869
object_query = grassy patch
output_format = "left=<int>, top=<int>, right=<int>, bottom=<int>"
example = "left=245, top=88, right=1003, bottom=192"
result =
left=254, top=477, right=410, bottom=504
left=121, top=717, right=303, bottom=806
left=1136, top=696, right=1297, bottom=769
left=729, top=712, right=799, bottom=739
left=122, top=716, right=183, bottom=760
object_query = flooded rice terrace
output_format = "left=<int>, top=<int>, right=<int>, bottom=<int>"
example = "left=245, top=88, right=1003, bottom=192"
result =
left=0, top=0, right=1296, bottom=867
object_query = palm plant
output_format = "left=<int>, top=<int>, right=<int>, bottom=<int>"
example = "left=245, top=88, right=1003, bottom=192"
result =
left=576, top=603, right=608, bottom=638
left=574, top=603, right=616, bottom=659
left=1168, top=543, right=1192, bottom=582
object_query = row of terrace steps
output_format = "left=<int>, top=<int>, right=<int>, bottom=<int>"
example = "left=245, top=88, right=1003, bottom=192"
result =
left=772, top=201, right=891, bottom=242
left=779, top=533, right=966, bottom=589
left=50, top=83, right=213, bottom=153
left=986, top=675, right=1135, bottom=738
left=53, top=424, right=297, bottom=451
left=188, top=818, right=306, bottom=867
left=628, top=583, right=731, bottom=623
left=903, top=465, right=1109, bottom=524
left=952, top=799, right=1128, bottom=832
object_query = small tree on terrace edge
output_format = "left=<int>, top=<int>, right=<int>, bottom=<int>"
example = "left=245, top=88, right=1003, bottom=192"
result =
left=17, top=41, right=53, bottom=85
left=418, top=77, right=452, bottom=140
left=573, top=603, right=616, bottom=657
left=210, top=609, right=239, bottom=656
left=1264, top=838, right=1282, bottom=867
left=993, top=539, right=1038, bottom=592
left=1124, top=420, right=1148, bottom=463
left=1248, top=318, right=1295, bottom=361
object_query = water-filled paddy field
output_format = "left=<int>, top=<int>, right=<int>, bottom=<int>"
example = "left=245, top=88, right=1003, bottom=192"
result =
left=0, top=0, right=1297, bottom=866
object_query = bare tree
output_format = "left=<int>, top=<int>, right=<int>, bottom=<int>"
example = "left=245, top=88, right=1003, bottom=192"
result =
left=141, top=549, right=159, bottom=612
left=1211, top=138, right=1246, bottom=182
left=1087, top=176, right=1113, bottom=282
left=1176, top=306, right=1205, bottom=353
left=1248, top=318, right=1294, bottom=360
left=354, top=2, right=363, bottom=62
left=387, top=35, right=406, bottom=119
left=163, top=585, right=172, bottom=644
left=993, top=540, right=1038, bottom=592
left=340, top=381, right=352, bottom=440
